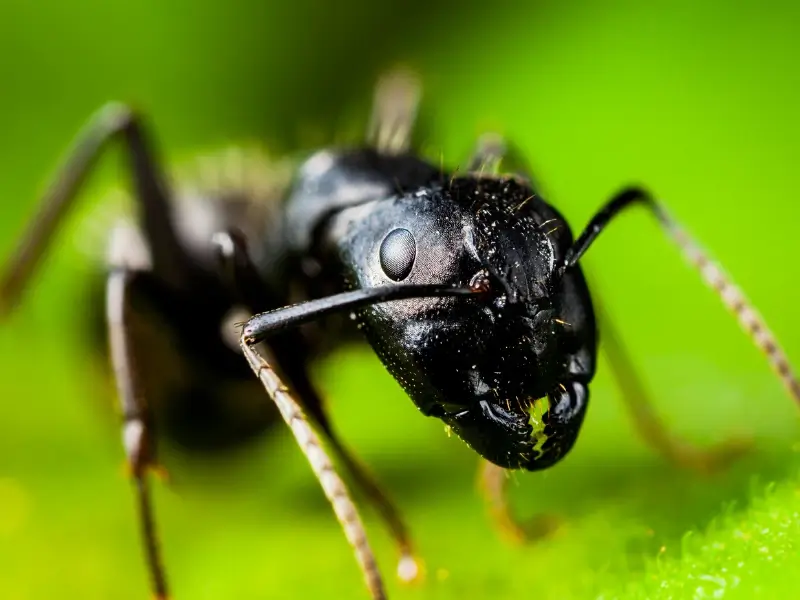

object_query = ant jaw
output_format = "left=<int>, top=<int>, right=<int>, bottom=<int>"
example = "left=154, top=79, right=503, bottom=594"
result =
left=436, top=399, right=535, bottom=470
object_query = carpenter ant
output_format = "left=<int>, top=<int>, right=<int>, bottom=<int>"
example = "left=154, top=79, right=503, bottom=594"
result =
left=2, top=70, right=798, bottom=600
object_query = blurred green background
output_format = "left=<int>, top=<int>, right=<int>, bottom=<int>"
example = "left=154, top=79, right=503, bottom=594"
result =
left=1, top=1, right=799, bottom=598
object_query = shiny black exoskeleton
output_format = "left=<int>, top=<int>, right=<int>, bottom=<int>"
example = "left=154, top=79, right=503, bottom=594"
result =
left=282, top=148, right=595, bottom=470
left=4, top=70, right=796, bottom=600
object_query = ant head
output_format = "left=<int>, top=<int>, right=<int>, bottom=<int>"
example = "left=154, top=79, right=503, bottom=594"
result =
left=330, top=175, right=595, bottom=469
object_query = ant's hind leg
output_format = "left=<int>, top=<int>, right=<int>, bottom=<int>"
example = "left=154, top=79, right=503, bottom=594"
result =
left=0, top=104, right=191, bottom=316
left=107, top=268, right=170, bottom=599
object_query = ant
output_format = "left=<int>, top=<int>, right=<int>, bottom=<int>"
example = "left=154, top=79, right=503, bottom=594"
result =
left=1, top=70, right=798, bottom=600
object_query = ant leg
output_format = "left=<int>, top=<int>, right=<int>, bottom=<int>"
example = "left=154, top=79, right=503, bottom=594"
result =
left=0, top=103, right=189, bottom=316
left=238, top=285, right=475, bottom=597
left=478, top=461, right=560, bottom=544
left=212, top=229, right=277, bottom=309
left=479, top=461, right=524, bottom=543
left=275, top=367, right=422, bottom=583
left=314, top=415, right=419, bottom=582
left=565, top=187, right=800, bottom=409
left=367, top=68, right=421, bottom=155
left=107, top=267, right=169, bottom=599
left=598, top=302, right=750, bottom=472
left=214, top=230, right=420, bottom=583
left=271, top=350, right=421, bottom=583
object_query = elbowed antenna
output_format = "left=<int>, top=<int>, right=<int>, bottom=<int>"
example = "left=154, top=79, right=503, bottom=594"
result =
left=242, top=283, right=478, bottom=343
left=562, top=186, right=800, bottom=407
left=239, top=282, right=476, bottom=600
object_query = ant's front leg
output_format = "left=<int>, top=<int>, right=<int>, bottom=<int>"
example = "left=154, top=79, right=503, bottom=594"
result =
left=479, top=381, right=589, bottom=543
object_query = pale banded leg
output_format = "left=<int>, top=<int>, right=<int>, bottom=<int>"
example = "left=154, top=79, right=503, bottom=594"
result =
left=367, top=68, right=421, bottom=155
left=214, top=229, right=419, bottom=584
left=240, top=339, right=385, bottom=600
left=322, top=434, right=419, bottom=583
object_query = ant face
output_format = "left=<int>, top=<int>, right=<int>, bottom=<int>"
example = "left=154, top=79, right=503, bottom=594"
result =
left=332, top=176, right=584, bottom=468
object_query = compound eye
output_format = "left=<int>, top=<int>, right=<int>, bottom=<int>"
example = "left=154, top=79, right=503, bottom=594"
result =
left=379, top=228, right=416, bottom=281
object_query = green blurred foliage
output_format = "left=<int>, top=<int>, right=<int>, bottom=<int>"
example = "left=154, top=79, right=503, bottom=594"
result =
left=0, top=0, right=798, bottom=598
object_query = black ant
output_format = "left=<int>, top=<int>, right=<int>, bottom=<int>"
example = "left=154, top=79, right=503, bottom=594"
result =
left=1, top=70, right=798, bottom=600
